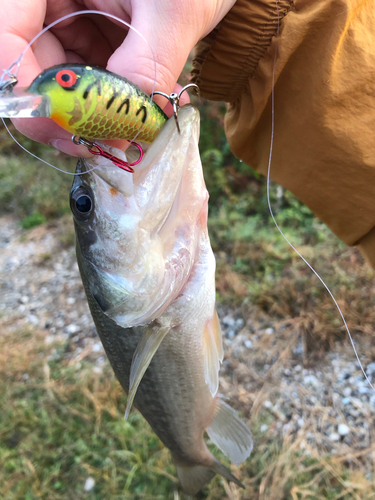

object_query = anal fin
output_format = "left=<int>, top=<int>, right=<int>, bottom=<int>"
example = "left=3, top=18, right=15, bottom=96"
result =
left=124, top=324, right=169, bottom=420
left=207, top=398, right=253, bottom=466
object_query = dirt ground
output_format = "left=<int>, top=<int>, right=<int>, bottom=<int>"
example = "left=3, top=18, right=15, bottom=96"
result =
left=2, top=213, right=375, bottom=498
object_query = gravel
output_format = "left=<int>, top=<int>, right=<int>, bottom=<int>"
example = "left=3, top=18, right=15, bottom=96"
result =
left=1, top=214, right=375, bottom=459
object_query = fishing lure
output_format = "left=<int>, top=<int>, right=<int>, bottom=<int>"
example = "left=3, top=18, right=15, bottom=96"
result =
left=0, top=63, right=168, bottom=143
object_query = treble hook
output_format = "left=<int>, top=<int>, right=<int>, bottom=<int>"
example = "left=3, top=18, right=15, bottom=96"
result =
left=0, top=58, right=22, bottom=94
left=0, top=72, right=18, bottom=94
left=151, top=83, right=200, bottom=133
left=72, top=136, right=143, bottom=173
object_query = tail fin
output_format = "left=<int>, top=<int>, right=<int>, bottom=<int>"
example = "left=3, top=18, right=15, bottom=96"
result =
left=175, top=464, right=216, bottom=495
left=174, top=398, right=252, bottom=494
left=211, top=458, right=245, bottom=489
left=175, top=460, right=244, bottom=496
left=207, top=397, right=253, bottom=466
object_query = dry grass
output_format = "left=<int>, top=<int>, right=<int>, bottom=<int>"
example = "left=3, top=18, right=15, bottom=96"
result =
left=2, top=310, right=375, bottom=499
left=2, top=96, right=375, bottom=498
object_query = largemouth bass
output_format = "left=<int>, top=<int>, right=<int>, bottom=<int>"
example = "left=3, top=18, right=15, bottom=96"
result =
left=70, top=105, right=253, bottom=495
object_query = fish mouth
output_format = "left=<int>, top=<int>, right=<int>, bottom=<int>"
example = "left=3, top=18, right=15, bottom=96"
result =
left=74, top=105, right=209, bottom=328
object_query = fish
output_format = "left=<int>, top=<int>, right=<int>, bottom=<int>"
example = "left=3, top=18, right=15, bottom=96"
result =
left=0, top=64, right=167, bottom=142
left=70, top=105, right=253, bottom=495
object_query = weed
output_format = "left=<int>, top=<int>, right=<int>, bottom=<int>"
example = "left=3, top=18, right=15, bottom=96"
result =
left=0, top=125, right=74, bottom=221
left=1, top=327, right=375, bottom=499
left=21, top=211, right=46, bottom=228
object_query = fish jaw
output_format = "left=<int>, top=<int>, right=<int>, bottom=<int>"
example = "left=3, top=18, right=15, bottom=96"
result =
left=71, top=105, right=209, bottom=327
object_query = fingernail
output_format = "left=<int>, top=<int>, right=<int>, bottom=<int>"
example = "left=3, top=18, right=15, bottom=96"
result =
left=49, top=139, right=92, bottom=157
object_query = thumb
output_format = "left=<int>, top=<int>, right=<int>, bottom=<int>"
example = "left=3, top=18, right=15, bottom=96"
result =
left=106, top=3, right=198, bottom=100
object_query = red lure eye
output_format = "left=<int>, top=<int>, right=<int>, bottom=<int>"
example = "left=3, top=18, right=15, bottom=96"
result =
left=56, top=69, right=77, bottom=88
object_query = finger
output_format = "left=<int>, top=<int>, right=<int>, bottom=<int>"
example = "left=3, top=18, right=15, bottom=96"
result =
left=11, top=117, right=91, bottom=157
left=49, top=16, right=125, bottom=68
left=106, top=3, right=198, bottom=105
left=0, top=1, right=47, bottom=86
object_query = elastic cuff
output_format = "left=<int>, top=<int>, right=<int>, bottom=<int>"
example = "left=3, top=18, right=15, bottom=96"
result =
left=356, top=227, right=375, bottom=270
left=192, top=0, right=293, bottom=102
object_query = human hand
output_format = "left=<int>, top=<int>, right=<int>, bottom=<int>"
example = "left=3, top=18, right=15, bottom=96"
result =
left=0, top=0, right=235, bottom=156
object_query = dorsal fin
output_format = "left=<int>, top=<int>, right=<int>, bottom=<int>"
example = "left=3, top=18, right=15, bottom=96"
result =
left=202, top=309, right=223, bottom=396
left=124, top=324, right=169, bottom=420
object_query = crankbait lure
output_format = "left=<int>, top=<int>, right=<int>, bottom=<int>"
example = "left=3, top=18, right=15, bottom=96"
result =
left=0, top=63, right=168, bottom=143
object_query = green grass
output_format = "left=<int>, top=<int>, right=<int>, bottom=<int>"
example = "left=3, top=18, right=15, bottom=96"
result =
left=1, top=106, right=375, bottom=499
left=1, top=328, right=375, bottom=500
left=0, top=123, right=74, bottom=221
left=20, top=211, right=47, bottom=228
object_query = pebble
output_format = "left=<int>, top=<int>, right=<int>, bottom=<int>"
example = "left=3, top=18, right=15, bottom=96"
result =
left=359, top=386, right=370, bottom=394
left=84, top=477, right=95, bottom=491
left=1, top=215, right=374, bottom=463
left=56, top=318, right=66, bottom=328
left=222, top=315, right=235, bottom=327
left=366, top=362, right=375, bottom=374
left=236, top=318, right=244, bottom=328
left=329, top=432, right=340, bottom=442
left=227, top=329, right=235, bottom=339
left=338, top=424, right=350, bottom=436
left=303, top=375, right=320, bottom=388
left=96, top=356, right=106, bottom=365
left=66, top=323, right=80, bottom=334
left=27, top=314, right=38, bottom=325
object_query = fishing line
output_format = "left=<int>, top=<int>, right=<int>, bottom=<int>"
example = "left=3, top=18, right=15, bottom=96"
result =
left=1, top=118, right=117, bottom=176
left=267, top=0, right=374, bottom=391
left=1, top=9, right=158, bottom=174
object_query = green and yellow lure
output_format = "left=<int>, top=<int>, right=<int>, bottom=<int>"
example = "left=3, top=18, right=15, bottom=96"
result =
left=27, top=64, right=167, bottom=143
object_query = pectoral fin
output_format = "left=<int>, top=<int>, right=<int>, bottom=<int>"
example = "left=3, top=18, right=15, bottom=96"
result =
left=124, top=324, right=170, bottom=420
left=207, top=397, right=253, bottom=466
left=203, top=310, right=223, bottom=396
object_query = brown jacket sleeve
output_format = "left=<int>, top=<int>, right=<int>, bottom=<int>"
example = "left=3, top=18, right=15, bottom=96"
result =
left=192, top=0, right=375, bottom=268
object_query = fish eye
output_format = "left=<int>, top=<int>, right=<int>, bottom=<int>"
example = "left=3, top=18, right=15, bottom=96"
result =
left=56, top=69, right=77, bottom=88
left=70, top=187, right=93, bottom=220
